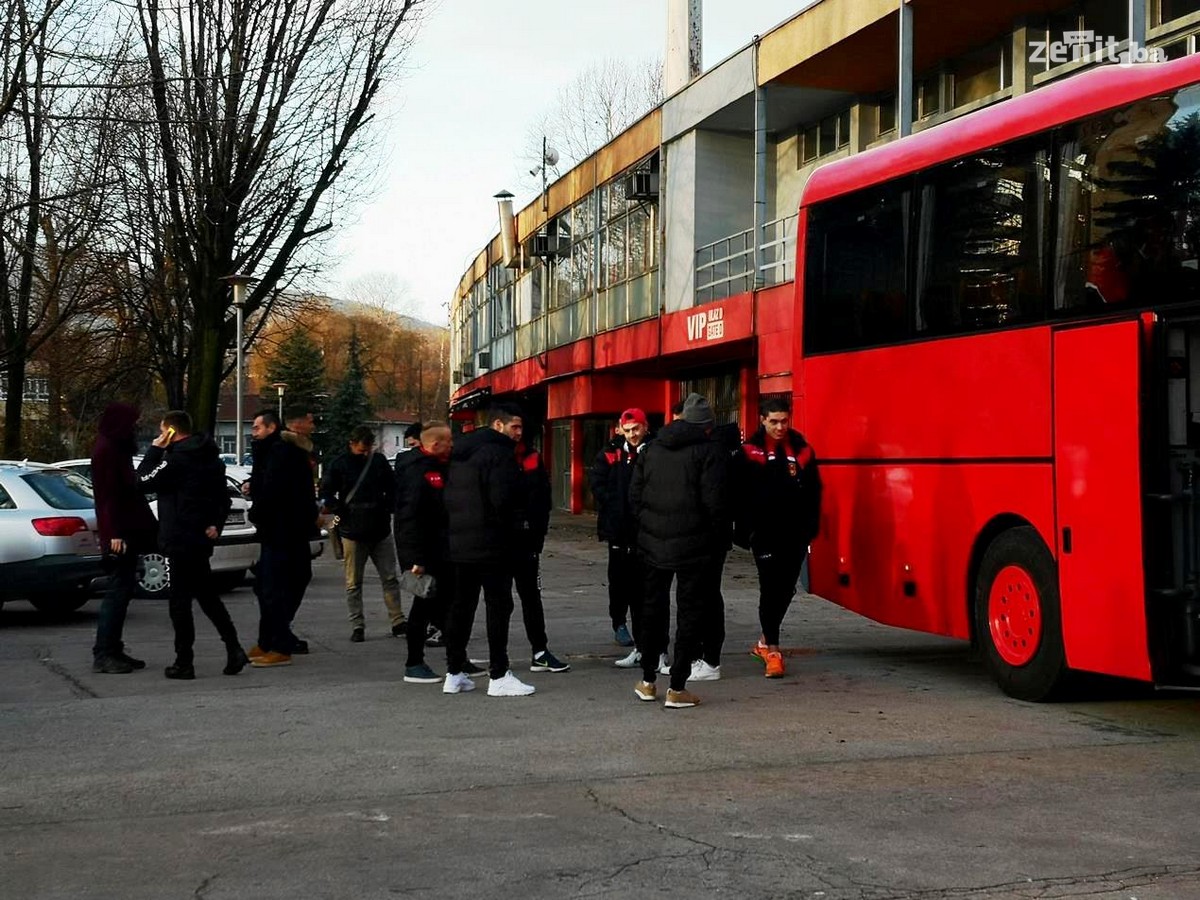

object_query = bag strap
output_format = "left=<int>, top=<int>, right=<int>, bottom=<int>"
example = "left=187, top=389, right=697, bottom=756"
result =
left=344, top=452, right=375, bottom=506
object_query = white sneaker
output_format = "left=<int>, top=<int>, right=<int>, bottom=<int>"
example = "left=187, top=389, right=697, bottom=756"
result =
left=690, top=659, right=722, bottom=681
left=658, top=653, right=671, bottom=675
left=614, top=649, right=642, bottom=668
left=487, top=670, right=536, bottom=697
left=443, top=672, right=476, bottom=694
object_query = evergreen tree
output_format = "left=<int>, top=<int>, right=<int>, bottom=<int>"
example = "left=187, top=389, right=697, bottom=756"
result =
left=323, top=329, right=373, bottom=456
left=265, top=329, right=328, bottom=416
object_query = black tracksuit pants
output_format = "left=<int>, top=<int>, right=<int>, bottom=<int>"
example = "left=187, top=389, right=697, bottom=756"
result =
left=256, top=539, right=312, bottom=653
left=639, top=555, right=725, bottom=691
left=168, top=550, right=239, bottom=665
left=755, top=547, right=805, bottom=646
left=404, top=564, right=446, bottom=668
left=445, top=563, right=514, bottom=679
left=608, top=545, right=670, bottom=650
left=513, top=552, right=548, bottom=656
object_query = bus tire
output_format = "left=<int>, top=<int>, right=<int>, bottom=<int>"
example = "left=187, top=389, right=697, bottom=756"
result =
left=973, top=526, right=1068, bottom=701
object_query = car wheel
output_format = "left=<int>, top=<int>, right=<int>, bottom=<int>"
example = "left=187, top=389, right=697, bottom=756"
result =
left=29, top=588, right=91, bottom=615
left=137, top=552, right=171, bottom=599
left=973, top=525, right=1068, bottom=701
left=213, top=569, right=247, bottom=593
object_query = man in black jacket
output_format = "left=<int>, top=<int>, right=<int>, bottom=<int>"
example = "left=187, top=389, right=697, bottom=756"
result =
left=246, top=409, right=318, bottom=668
left=629, top=393, right=731, bottom=709
left=442, top=405, right=535, bottom=698
left=737, top=397, right=822, bottom=679
left=137, top=411, right=248, bottom=680
left=320, top=425, right=405, bottom=643
left=514, top=435, right=569, bottom=674
left=394, top=422, right=452, bottom=683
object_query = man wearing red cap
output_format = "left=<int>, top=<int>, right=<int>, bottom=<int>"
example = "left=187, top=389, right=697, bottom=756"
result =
left=589, top=407, right=667, bottom=670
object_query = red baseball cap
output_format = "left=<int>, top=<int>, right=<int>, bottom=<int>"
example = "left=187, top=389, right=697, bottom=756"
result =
left=619, top=408, right=648, bottom=427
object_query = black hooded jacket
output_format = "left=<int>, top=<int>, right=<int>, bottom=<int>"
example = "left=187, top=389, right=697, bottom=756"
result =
left=629, top=420, right=731, bottom=569
left=248, top=429, right=317, bottom=545
left=737, top=426, right=822, bottom=552
left=444, top=427, right=523, bottom=565
left=90, top=403, right=157, bottom=550
left=393, top=447, right=448, bottom=569
left=137, top=434, right=231, bottom=556
left=588, top=433, right=651, bottom=546
left=515, top=442, right=552, bottom=555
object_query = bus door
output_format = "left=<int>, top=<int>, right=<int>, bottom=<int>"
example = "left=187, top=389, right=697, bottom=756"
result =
left=1052, top=320, right=1152, bottom=682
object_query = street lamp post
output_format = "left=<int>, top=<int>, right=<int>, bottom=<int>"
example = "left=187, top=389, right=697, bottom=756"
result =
left=221, top=273, right=258, bottom=464
left=272, top=382, right=287, bottom=420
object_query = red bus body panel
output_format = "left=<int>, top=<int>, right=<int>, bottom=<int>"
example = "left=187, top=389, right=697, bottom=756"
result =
left=1052, top=321, right=1151, bottom=680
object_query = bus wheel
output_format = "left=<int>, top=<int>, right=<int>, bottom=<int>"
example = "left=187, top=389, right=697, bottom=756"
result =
left=973, top=526, right=1067, bottom=701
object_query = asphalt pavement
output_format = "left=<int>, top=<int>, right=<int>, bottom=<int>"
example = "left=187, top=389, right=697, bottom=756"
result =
left=2, top=512, right=1199, bottom=899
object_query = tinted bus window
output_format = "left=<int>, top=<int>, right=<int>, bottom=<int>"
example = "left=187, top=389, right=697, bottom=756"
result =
left=915, top=140, right=1049, bottom=334
left=1054, top=85, right=1200, bottom=313
left=804, top=179, right=910, bottom=352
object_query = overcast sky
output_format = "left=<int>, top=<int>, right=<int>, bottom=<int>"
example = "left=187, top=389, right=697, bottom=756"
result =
left=322, top=0, right=811, bottom=324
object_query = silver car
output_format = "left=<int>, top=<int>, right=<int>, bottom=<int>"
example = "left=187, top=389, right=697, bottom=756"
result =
left=0, top=463, right=103, bottom=614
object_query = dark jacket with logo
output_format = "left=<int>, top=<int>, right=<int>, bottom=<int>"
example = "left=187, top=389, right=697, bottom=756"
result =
left=629, top=420, right=730, bottom=569
left=588, top=433, right=652, bottom=546
left=320, top=450, right=394, bottom=543
left=444, top=427, right=523, bottom=566
left=90, top=403, right=157, bottom=551
left=137, top=435, right=231, bottom=557
left=737, top=426, right=822, bottom=552
left=248, top=429, right=317, bottom=545
left=515, top=442, right=552, bottom=555
left=393, top=448, right=448, bottom=569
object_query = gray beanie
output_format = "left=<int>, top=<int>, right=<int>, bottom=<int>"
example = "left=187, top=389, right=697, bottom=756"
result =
left=681, top=392, right=714, bottom=426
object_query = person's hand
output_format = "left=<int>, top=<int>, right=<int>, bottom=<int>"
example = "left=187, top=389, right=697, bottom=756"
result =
left=205, top=526, right=218, bottom=540
left=109, top=538, right=125, bottom=554
left=152, top=424, right=174, bottom=448
left=411, top=565, right=425, bottom=575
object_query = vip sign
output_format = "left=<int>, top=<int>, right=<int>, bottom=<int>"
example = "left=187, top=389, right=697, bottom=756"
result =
left=686, top=306, right=725, bottom=342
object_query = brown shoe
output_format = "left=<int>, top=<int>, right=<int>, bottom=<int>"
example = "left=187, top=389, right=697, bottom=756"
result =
left=664, top=688, right=701, bottom=709
left=247, top=644, right=266, bottom=661
left=250, top=651, right=292, bottom=668
left=633, top=680, right=657, bottom=702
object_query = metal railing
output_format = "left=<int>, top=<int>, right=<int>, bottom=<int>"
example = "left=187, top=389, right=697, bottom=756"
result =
left=694, top=213, right=797, bottom=305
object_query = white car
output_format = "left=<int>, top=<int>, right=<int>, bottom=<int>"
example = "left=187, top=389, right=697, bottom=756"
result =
left=0, top=463, right=103, bottom=614
left=52, top=459, right=259, bottom=597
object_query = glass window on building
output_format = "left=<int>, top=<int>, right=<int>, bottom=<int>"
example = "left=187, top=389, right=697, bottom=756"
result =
left=1158, top=0, right=1200, bottom=25
left=678, top=369, right=741, bottom=428
left=801, top=124, right=820, bottom=162
left=951, top=41, right=1011, bottom=108
left=915, top=73, right=942, bottom=120
left=877, top=95, right=896, bottom=137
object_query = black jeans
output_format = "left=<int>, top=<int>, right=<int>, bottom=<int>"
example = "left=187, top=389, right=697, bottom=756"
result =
left=609, top=545, right=668, bottom=650
left=256, top=540, right=312, bottom=653
left=93, top=549, right=139, bottom=661
left=445, top=563, right=513, bottom=679
left=168, top=551, right=239, bottom=665
left=405, top=565, right=447, bottom=668
left=755, top=547, right=805, bottom=646
left=513, top=552, right=548, bottom=656
left=640, top=556, right=725, bottom=691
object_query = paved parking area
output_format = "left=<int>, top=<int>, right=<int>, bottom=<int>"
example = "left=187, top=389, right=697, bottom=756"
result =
left=2, top=515, right=1199, bottom=899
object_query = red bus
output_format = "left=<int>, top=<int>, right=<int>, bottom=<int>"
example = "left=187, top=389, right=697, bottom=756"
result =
left=797, top=54, right=1200, bottom=700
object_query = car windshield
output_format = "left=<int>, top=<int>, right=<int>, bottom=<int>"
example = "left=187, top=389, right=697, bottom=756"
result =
left=23, top=469, right=95, bottom=509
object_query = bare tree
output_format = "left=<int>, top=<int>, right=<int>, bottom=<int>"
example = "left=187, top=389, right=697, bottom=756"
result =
left=345, top=270, right=416, bottom=319
left=117, top=0, right=426, bottom=431
left=518, top=56, right=663, bottom=193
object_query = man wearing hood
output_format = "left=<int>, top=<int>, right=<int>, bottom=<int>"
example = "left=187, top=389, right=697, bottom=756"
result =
left=137, top=411, right=248, bottom=679
left=91, top=402, right=159, bottom=674
left=441, top=404, right=535, bottom=698
left=628, top=393, right=731, bottom=709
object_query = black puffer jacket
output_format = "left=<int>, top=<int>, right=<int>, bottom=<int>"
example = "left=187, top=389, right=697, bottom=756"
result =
left=515, top=443, right=552, bottom=555
left=588, top=434, right=651, bottom=546
left=444, top=427, right=522, bottom=565
left=137, top=435, right=231, bottom=557
left=629, top=420, right=731, bottom=569
left=247, top=429, right=317, bottom=545
left=91, top=403, right=157, bottom=551
left=320, top=450, right=395, bottom=543
left=737, top=426, right=822, bottom=552
left=393, top=448, right=448, bottom=569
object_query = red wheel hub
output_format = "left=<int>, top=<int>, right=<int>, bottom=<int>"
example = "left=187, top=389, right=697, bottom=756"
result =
left=987, top=564, right=1042, bottom=667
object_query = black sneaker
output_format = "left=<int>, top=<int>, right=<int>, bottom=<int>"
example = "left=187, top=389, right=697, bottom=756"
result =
left=290, top=639, right=309, bottom=655
left=424, top=626, right=444, bottom=648
left=350, top=628, right=365, bottom=643
left=391, top=622, right=407, bottom=638
left=530, top=650, right=571, bottom=673
left=164, top=663, right=195, bottom=680
left=223, top=647, right=249, bottom=676
left=116, top=651, right=146, bottom=670
left=93, top=655, right=134, bottom=675
left=461, top=661, right=486, bottom=677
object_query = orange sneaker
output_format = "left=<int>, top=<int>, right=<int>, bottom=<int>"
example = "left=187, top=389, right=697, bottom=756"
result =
left=251, top=651, right=292, bottom=668
left=247, top=644, right=266, bottom=661
left=765, top=651, right=785, bottom=678
left=750, top=641, right=769, bottom=664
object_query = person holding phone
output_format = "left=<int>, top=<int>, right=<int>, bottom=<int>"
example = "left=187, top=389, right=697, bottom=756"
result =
left=137, top=411, right=249, bottom=679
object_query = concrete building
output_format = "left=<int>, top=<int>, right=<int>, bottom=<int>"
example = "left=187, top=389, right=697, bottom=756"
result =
left=449, top=0, right=1200, bottom=511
